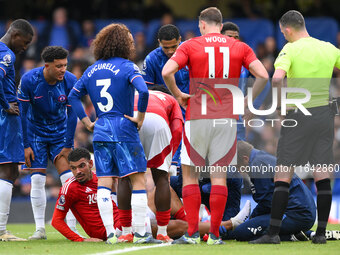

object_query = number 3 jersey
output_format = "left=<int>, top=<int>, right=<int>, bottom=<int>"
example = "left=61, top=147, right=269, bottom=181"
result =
left=69, top=57, right=149, bottom=142
left=171, top=33, right=257, bottom=120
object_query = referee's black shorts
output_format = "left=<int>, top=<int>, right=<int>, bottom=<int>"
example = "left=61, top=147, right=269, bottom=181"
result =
left=277, top=105, right=334, bottom=166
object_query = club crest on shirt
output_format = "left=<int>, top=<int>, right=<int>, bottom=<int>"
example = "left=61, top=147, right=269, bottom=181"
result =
left=134, top=64, right=141, bottom=74
left=58, top=95, right=67, bottom=103
left=0, top=54, right=11, bottom=66
left=58, top=195, right=66, bottom=205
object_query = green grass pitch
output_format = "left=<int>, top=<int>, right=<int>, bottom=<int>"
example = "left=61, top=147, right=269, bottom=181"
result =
left=1, top=224, right=340, bottom=255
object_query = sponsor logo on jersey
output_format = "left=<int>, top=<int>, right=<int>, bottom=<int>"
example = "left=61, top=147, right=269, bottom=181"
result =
left=85, top=187, right=92, bottom=193
left=59, top=195, right=66, bottom=205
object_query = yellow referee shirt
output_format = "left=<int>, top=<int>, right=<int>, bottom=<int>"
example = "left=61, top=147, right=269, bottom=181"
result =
left=274, top=37, right=340, bottom=108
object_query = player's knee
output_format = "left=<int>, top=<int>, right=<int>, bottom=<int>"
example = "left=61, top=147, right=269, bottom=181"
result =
left=129, top=172, right=146, bottom=190
left=152, top=169, right=169, bottom=186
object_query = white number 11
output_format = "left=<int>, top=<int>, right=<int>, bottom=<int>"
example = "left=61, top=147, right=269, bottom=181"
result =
left=204, top=47, right=230, bottom=79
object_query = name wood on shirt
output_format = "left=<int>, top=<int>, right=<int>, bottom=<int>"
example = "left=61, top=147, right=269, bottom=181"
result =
left=205, top=36, right=227, bottom=43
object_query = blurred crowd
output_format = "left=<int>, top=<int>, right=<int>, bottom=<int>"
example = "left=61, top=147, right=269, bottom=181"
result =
left=7, top=2, right=340, bottom=198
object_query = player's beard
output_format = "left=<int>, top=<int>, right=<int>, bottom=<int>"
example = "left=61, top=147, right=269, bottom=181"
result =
left=76, top=174, right=87, bottom=184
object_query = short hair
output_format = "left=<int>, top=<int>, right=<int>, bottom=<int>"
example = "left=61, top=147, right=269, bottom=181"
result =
left=158, top=24, right=180, bottom=41
left=41, top=46, right=69, bottom=62
left=221, top=22, right=240, bottom=34
left=68, top=148, right=91, bottom=162
left=199, top=7, right=222, bottom=25
left=279, top=10, right=305, bottom=30
left=9, top=19, right=34, bottom=37
left=91, top=23, right=133, bottom=60
left=148, top=85, right=171, bottom=95
left=237, top=141, right=254, bottom=164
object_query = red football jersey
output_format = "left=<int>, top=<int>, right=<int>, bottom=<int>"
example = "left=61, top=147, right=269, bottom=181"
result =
left=54, top=173, right=106, bottom=240
left=134, top=90, right=183, bottom=126
left=171, top=33, right=257, bottom=120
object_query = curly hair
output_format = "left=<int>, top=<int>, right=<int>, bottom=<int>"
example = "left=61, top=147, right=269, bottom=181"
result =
left=41, top=46, right=69, bottom=62
left=91, top=23, right=134, bottom=60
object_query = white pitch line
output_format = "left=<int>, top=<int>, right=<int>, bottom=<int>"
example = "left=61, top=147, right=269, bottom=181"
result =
left=90, top=243, right=171, bottom=255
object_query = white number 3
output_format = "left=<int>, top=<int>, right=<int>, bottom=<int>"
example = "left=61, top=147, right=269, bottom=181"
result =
left=96, top=79, right=113, bottom=112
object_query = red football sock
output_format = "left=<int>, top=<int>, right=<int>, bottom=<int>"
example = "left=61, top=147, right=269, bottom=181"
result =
left=174, top=206, right=187, bottom=221
left=113, top=202, right=122, bottom=230
left=118, top=209, right=132, bottom=228
left=182, top=184, right=201, bottom=236
left=156, top=209, right=171, bottom=226
left=209, top=185, right=228, bottom=237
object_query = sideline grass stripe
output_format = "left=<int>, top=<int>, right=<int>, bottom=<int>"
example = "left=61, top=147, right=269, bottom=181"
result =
left=90, top=243, right=171, bottom=255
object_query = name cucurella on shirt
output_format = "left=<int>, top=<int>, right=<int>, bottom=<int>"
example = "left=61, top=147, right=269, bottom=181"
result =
left=87, top=63, right=120, bottom=78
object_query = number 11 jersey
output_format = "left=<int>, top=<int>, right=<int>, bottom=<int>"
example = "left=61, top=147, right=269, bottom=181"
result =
left=171, top=33, right=257, bottom=120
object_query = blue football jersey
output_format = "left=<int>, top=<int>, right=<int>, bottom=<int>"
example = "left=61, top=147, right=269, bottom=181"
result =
left=248, top=149, right=316, bottom=218
left=237, top=67, right=270, bottom=141
left=18, top=67, right=77, bottom=139
left=142, top=46, right=189, bottom=94
left=0, top=42, right=17, bottom=109
left=69, top=57, right=149, bottom=142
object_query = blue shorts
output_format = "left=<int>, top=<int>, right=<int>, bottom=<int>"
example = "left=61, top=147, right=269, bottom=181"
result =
left=0, top=109, right=24, bottom=164
left=93, top=141, right=147, bottom=177
left=23, top=135, right=65, bottom=169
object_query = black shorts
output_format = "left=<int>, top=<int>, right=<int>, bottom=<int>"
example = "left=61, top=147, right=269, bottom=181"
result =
left=277, top=105, right=334, bottom=166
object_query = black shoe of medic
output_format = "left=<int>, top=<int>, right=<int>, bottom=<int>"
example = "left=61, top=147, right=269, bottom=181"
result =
left=292, top=231, right=309, bottom=241
left=249, top=234, right=280, bottom=244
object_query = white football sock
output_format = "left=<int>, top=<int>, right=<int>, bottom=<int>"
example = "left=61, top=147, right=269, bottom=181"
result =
left=0, top=179, right=13, bottom=233
left=97, top=187, right=115, bottom=236
left=230, top=200, right=251, bottom=229
left=131, top=191, right=147, bottom=236
left=60, top=171, right=76, bottom=229
left=157, top=225, right=167, bottom=236
left=30, top=173, right=46, bottom=230
left=111, top=192, right=117, bottom=205
left=59, top=170, right=72, bottom=185
left=122, top=226, right=132, bottom=236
